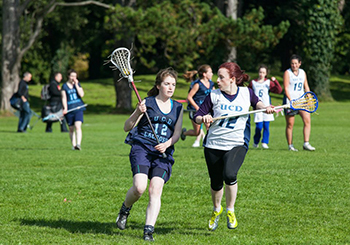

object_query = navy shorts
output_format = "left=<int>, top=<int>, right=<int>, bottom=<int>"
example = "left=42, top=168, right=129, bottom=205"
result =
left=129, top=142, right=174, bottom=183
left=284, top=108, right=299, bottom=116
left=65, top=110, right=84, bottom=126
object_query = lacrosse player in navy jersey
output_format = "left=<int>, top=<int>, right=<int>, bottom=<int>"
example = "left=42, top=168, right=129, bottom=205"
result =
left=181, top=65, right=215, bottom=147
left=116, top=67, right=183, bottom=241
left=194, top=62, right=275, bottom=231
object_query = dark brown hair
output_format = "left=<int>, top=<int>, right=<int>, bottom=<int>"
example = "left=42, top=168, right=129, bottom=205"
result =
left=219, top=62, right=249, bottom=86
left=147, top=67, right=178, bottom=97
left=183, top=64, right=211, bottom=82
left=258, top=65, right=269, bottom=78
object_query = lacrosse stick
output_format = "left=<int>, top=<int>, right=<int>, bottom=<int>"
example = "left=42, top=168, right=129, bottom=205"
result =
left=42, top=104, right=88, bottom=123
left=213, top=91, right=318, bottom=121
left=109, top=47, right=167, bottom=158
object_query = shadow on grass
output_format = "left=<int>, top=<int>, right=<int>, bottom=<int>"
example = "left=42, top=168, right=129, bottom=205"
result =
left=330, top=81, right=350, bottom=101
left=19, top=219, right=210, bottom=237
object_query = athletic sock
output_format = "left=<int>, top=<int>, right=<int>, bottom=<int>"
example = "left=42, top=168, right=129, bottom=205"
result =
left=226, top=207, right=234, bottom=213
left=214, top=206, right=222, bottom=213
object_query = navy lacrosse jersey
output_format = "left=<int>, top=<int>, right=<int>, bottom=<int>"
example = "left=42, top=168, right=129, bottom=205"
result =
left=125, top=96, right=183, bottom=155
left=187, top=79, right=215, bottom=111
left=62, top=83, right=85, bottom=112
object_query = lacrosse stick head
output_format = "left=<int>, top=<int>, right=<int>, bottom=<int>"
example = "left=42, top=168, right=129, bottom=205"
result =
left=290, top=91, right=318, bottom=113
left=110, top=47, right=134, bottom=82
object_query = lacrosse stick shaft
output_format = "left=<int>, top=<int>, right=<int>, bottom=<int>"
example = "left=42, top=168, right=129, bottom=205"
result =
left=130, top=81, right=167, bottom=158
left=212, top=105, right=289, bottom=121
left=66, top=104, right=88, bottom=114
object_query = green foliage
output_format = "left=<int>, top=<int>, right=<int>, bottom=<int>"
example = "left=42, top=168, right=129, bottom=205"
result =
left=303, top=0, right=342, bottom=101
left=105, top=2, right=289, bottom=72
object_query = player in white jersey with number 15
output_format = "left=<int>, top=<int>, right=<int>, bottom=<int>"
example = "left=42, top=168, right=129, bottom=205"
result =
left=194, top=62, right=275, bottom=231
left=283, top=54, right=315, bottom=151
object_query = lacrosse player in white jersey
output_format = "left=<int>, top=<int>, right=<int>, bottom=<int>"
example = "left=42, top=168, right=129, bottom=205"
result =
left=283, top=54, right=315, bottom=151
left=193, top=62, right=275, bottom=231
left=249, top=65, right=282, bottom=149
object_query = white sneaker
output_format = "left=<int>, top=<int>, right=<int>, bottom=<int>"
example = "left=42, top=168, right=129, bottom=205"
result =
left=261, top=143, right=269, bottom=149
left=253, top=143, right=259, bottom=148
left=303, top=143, right=315, bottom=151
left=192, top=141, right=200, bottom=147
left=289, top=145, right=298, bottom=151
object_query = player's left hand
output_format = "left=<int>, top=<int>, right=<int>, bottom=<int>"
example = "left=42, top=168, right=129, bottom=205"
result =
left=265, top=105, right=275, bottom=114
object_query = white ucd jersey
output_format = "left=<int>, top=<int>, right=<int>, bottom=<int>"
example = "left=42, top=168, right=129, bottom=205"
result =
left=204, top=88, right=251, bottom=151
left=251, top=79, right=274, bottom=123
left=286, top=68, right=305, bottom=104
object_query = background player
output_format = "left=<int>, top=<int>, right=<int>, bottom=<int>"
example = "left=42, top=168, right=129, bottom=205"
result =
left=283, top=54, right=315, bottom=151
left=248, top=65, right=282, bottom=149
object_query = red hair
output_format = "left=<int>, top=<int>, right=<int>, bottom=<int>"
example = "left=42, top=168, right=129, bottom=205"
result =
left=219, top=62, right=249, bottom=86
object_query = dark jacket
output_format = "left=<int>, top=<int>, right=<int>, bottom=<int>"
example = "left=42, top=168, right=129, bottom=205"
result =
left=17, top=80, right=29, bottom=100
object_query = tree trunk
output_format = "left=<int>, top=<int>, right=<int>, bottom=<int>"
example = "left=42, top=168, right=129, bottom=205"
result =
left=113, top=73, right=132, bottom=111
left=226, top=0, right=238, bottom=62
left=1, top=0, right=21, bottom=112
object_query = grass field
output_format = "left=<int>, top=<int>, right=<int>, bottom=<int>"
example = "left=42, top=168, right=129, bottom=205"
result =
left=1, top=74, right=350, bottom=244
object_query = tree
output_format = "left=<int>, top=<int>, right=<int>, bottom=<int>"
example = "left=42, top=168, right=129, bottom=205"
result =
left=0, top=0, right=112, bottom=112
left=303, top=0, right=342, bottom=101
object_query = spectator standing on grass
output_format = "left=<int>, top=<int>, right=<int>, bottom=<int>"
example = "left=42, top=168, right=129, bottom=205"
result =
left=61, top=69, right=85, bottom=150
left=194, top=62, right=275, bottom=231
left=115, top=68, right=183, bottom=242
left=45, top=72, right=68, bottom=133
left=283, top=54, right=315, bottom=151
left=181, top=65, right=214, bottom=147
left=17, top=72, right=32, bottom=133
left=248, top=65, right=282, bottom=149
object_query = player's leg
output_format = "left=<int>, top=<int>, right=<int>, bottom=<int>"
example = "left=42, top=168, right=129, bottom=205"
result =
left=300, top=110, right=315, bottom=151
left=117, top=172, right=148, bottom=230
left=261, top=121, right=270, bottom=148
left=74, top=121, right=82, bottom=150
left=184, top=118, right=201, bottom=136
left=145, top=176, right=165, bottom=225
left=204, top=148, right=225, bottom=231
left=253, top=122, right=263, bottom=147
left=223, top=146, right=247, bottom=229
left=285, top=115, right=297, bottom=150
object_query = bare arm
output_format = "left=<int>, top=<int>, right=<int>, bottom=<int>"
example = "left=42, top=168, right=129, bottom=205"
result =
left=255, top=101, right=275, bottom=114
left=187, top=83, right=200, bottom=110
left=61, top=90, right=68, bottom=114
left=124, top=100, right=146, bottom=132
left=283, top=70, right=291, bottom=101
left=304, top=73, right=310, bottom=92
left=74, top=79, right=84, bottom=98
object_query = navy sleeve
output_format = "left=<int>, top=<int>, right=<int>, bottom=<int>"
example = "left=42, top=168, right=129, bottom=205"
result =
left=193, top=94, right=213, bottom=121
left=249, top=88, right=260, bottom=110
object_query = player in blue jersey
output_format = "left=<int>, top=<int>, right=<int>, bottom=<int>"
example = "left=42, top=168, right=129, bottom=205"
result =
left=194, top=62, right=275, bottom=231
left=181, top=65, right=214, bottom=147
left=61, top=69, right=86, bottom=150
left=283, top=54, right=315, bottom=151
left=248, top=65, right=282, bottom=149
left=116, top=68, right=183, bottom=241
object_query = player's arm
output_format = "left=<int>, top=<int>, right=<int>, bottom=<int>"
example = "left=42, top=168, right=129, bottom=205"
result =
left=283, top=70, right=291, bottom=101
left=124, top=100, right=146, bottom=132
left=61, top=90, right=68, bottom=114
left=154, top=108, right=184, bottom=153
left=270, top=77, right=283, bottom=94
left=194, top=94, right=213, bottom=124
left=303, top=73, right=311, bottom=92
left=187, top=83, right=200, bottom=110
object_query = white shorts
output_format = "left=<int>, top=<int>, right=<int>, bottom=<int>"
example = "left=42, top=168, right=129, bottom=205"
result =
left=254, top=112, right=274, bottom=123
